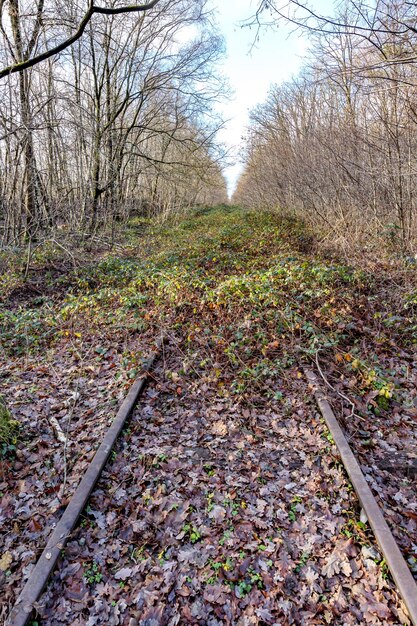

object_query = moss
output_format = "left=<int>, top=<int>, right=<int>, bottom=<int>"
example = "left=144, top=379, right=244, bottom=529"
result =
left=0, top=396, right=19, bottom=447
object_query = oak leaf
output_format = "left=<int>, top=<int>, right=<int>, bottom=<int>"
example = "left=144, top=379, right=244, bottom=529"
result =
left=0, top=551, right=12, bottom=571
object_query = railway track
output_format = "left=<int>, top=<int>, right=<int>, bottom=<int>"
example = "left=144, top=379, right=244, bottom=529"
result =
left=5, top=339, right=417, bottom=625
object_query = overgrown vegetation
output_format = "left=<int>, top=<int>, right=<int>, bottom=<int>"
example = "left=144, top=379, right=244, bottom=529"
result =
left=2, top=205, right=416, bottom=404
left=0, top=395, right=18, bottom=453
left=1, top=205, right=416, bottom=622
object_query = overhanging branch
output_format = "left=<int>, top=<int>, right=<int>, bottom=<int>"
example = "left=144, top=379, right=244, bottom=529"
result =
left=0, top=0, right=160, bottom=79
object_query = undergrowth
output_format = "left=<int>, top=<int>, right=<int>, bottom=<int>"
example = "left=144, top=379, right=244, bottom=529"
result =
left=0, top=395, right=19, bottom=451
left=1, top=205, right=416, bottom=411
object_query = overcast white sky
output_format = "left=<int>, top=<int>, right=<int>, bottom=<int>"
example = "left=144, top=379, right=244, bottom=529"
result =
left=211, top=0, right=319, bottom=196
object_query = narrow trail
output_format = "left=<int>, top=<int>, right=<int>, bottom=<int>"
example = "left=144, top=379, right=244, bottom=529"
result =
left=34, top=343, right=408, bottom=625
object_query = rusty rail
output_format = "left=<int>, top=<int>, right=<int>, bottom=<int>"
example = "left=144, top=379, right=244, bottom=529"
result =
left=305, top=368, right=417, bottom=626
left=8, top=340, right=162, bottom=626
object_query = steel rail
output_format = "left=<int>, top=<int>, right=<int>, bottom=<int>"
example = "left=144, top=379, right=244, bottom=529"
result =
left=305, top=368, right=417, bottom=626
left=8, top=339, right=162, bottom=626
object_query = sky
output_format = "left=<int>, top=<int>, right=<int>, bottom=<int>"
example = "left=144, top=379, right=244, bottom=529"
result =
left=211, top=0, right=313, bottom=196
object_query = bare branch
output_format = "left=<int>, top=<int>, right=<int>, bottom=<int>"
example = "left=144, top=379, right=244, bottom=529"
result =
left=0, top=0, right=160, bottom=79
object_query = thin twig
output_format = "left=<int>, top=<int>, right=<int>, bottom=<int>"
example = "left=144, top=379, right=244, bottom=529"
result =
left=162, top=329, right=202, bottom=379
left=61, top=379, right=81, bottom=499
left=315, top=349, right=365, bottom=421
left=23, top=238, right=32, bottom=281
left=50, top=238, right=78, bottom=267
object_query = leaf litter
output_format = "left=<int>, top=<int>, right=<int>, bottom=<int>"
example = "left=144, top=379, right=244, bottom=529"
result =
left=35, top=343, right=409, bottom=625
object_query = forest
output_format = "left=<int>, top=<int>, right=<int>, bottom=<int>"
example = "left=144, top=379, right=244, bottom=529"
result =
left=0, top=0, right=227, bottom=248
left=235, top=0, right=417, bottom=255
left=0, top=0, right=417, bottom=625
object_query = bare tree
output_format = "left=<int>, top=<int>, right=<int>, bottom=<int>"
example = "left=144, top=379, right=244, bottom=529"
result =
left=0, top=0, right=228, bottom=246
left=234, top=0, right=417, bottom=253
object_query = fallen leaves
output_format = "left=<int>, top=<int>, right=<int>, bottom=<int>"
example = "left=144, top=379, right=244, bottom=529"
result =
left=0, top=551, right=12, bottom=571
left=29, top=347, right=406, bottom=625
left=0, top=336, right=157, bottom=614
left=113, top=567, right=133, bottom=581
left=322, top=539, right=354, bottom=578
left=211, top=420, right=228, bottom=436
